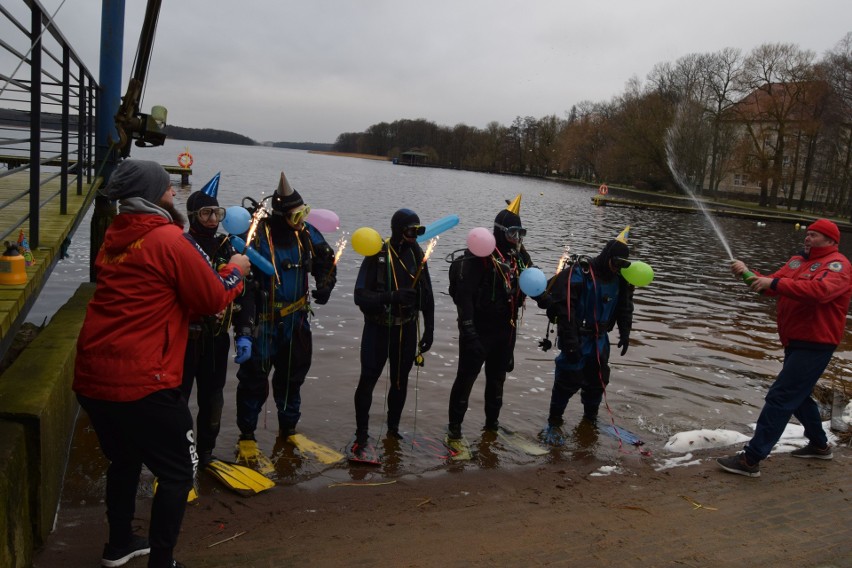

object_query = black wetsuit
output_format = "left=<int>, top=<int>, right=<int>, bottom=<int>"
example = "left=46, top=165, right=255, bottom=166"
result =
left=448, top=239, right=531, bottom=432
left=180, top=228, right=237, bottom=463
left=353, top=239, right=434, bottom=437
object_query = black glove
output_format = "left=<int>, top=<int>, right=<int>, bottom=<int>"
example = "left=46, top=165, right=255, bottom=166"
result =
left=311, top=287, right=331, bottom=305
left=459, top=321, right=486, bottom=359
left=533, top=292, right=553, bottom=310
left=383, top=288, right=417, bottom=306
left=419, top=328, right=434, bottom=353
left=506, top=354, right=514, bottom=372
left=546, top=304, right=558, bottom=323
left=617, top=334, right=629, bottom=356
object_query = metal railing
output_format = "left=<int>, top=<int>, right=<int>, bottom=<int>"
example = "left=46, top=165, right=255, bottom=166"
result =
left=0, top=0, right=98, bottom=248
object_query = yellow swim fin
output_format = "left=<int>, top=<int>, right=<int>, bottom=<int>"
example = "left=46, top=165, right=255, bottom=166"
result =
left=153, top=478, right=198, bottom=503
left=287, top=433, right=344, bottom=464
left=235, top=439, right=276, bottom=475
left=206, top=459, right=275, bottom=496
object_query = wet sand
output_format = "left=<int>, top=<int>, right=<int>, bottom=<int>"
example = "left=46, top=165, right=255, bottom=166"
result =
left=35, top=440, right=850, bottom=567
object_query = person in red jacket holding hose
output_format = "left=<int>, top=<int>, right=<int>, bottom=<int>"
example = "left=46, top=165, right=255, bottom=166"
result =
left=718, top=219, right=852, bottom=478
left=74, top=160, right=250, bottom=568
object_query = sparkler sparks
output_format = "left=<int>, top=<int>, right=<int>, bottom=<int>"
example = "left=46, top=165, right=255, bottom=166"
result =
left=422, top=236, right=438, bottom=263
left=555, top=246, right=571, bottom=273
left=333, top=234, right=348, bottom=265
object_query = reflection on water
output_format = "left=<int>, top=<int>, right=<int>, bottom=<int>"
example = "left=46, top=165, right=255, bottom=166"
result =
left=41, top=140, right=852, bottom=495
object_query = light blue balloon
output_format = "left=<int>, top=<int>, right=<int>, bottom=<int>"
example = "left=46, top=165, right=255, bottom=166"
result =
left=229, top=236, right=275, bottom=276
left=417, top=214, right=460, bottom=243
left=222, top=206, right=251, bottom=235
left=519, top=267, right=546, bottom=297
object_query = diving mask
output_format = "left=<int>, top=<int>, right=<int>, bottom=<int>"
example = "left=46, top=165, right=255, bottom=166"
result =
left=402, top=225, right=426, bottom=239
left=496, top=224, right=527, bottom=242
left=196, top=206, right=226, bottom=223
left=288, top=204, right=311, bottom=226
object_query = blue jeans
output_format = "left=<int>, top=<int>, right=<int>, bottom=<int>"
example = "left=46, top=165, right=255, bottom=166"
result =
left=744, top=345, right=833, bottom=462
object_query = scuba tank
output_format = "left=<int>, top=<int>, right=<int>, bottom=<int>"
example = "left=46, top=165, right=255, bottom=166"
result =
left=0, top=242, right=27, bottom=285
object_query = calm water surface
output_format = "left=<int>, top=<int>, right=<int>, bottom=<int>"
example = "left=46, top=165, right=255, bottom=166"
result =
left=45, top=140, right=852, bottom=493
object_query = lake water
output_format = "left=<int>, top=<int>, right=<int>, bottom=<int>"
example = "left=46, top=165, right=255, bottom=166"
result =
left=42, top=139, right=852, bottom=488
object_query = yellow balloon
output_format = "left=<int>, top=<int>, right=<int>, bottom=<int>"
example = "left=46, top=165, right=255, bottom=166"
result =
left=351, top=227, right=383, bottom=256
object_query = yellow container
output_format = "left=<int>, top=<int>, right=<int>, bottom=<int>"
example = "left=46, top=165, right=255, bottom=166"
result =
left=0, top=242, right=27, bottom=285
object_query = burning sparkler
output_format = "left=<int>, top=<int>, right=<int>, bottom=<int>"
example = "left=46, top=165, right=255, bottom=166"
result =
left=555, top=246, right=571, bottom=273
left=333, top=234, right=348, bottom=265
left=412, top=236, right=438, bottom=287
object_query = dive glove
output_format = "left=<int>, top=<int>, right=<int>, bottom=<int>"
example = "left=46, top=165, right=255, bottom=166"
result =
left=312, top=287, right=332, bottom=305
left=419, top=327, right=434, bottom=353
left=234, top=335, right=253, bottom=364
left=617, top=334, right=629, bottom=356
left=383, top=288, right=417, bottom=306
left=459, top=320, right=486, bottom=359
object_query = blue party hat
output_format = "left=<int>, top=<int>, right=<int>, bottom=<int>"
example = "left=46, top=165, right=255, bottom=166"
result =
left=200, top=172, right=221, bottom=198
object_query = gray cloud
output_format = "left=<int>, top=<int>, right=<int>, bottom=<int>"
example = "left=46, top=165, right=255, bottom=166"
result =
left=31, top=0, right=852, bottom=143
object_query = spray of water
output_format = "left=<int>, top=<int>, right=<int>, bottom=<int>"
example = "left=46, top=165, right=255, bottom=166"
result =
left=664, top=110, right=734, bottom=262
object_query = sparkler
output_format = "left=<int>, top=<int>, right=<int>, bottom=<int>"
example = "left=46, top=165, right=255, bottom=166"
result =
left=555, top=246, right=571, bottom=273
left=412, top=236, right=438, bottom=287
left=333, top=234, right=347, bottom=265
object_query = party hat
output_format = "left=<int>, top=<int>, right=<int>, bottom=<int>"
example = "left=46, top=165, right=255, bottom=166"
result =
left=200, top=172, right=220, bottom=198
left=276, top=171, right=294, bottom=197
left=615, top=226, right=630, bottom=244
left=505, top=194, right=522, bottom=215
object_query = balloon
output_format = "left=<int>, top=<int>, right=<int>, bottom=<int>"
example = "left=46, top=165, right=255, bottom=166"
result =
left=467, top=227, right=495, bottom=257
left=621, top=260, right=654, bottom=287
left=222, top=206, right=251, bottom=235
left=351, top=227, right=383, bottom=256
left=229, top=236, right=275, bottom=275
left=519, top=267, right=547, bottom=297
left=305, top=208, right=340, bottom=232
left=417, top=214, right=460, bottom=243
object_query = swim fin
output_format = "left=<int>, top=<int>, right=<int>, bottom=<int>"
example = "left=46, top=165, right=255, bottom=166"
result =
left=235, top=439, right=276, bottom=475
left=153, top=478, right=198, bottom=503
left=288, top=433, right=344, bottom=464
left=206, top=459, right=275, bottom=496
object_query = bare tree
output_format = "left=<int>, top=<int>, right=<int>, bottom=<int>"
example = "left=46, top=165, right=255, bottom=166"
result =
left=737, top=43, right=817, bottom=207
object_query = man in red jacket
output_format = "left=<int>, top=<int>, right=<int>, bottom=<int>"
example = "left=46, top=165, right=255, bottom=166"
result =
left=719, top=219, right=851, bottom=478
left=74, top=160, right=250, bottom=568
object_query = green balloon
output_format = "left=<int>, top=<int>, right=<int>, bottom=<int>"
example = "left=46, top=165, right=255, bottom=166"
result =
left=621, top=260, right=654, bottom=287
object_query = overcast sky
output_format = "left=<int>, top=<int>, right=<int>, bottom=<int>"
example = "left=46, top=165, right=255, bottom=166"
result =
left=34, top=1, right=852, bottom=143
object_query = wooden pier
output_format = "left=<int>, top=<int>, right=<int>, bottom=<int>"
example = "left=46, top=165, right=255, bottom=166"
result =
left=0, top=155, right=191, bottom=184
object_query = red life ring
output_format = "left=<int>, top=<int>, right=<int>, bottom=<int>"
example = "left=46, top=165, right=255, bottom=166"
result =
left=598, top=184, right=609, bottom=195
left=177, top=151, right=193, bottom=168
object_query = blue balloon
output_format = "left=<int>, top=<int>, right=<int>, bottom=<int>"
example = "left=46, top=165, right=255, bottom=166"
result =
left=519, top=267, right=546, bottom=297
left=229, top=236, right=275, bottom=276
left=222, top=206, right=251, bottom=235
left=417, top=214, right=460, bottom=243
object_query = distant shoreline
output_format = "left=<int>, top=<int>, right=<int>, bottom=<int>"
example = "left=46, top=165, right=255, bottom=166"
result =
left=308, top=150, right=391, bottom=161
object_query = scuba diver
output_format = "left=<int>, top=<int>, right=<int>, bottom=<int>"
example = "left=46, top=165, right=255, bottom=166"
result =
left=351, top=208, right=435, bottom=455
left=232, top=170, right=337, bottom=467
left=446, top=195, right=533, bottom=441
left=180, top=173, right=239, bottom=469
left=538, top=228, right=635, bottom=443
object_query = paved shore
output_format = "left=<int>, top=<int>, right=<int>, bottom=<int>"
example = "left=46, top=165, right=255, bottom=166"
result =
left=35, top=444, right=849, bottom=567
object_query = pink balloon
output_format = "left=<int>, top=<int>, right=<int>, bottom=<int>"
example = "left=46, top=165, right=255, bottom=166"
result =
left=467, top=227, right=496, bottom=257
left=305, top=208, right=340, bottom=232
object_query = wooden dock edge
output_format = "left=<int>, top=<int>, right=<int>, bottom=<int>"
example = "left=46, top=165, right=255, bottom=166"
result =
left=0, top=282, right=94, bottom=564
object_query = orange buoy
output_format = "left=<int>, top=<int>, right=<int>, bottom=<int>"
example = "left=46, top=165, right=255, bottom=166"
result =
left=598, top=184, right=609, bottom=195
left=177, top=149, right=193, bottom=168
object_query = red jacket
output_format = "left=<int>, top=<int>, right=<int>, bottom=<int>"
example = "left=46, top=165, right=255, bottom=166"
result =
left=74, top=212, right=245, bottom=401
left=757, top=244, right=852, bottom=347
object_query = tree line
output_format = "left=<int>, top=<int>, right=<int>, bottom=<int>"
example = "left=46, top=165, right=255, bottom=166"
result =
left=332, top=33, right=852, bottom=219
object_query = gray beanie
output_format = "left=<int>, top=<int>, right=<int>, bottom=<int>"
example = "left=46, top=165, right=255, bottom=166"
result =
left=105, top=159, right=170, bottom=203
